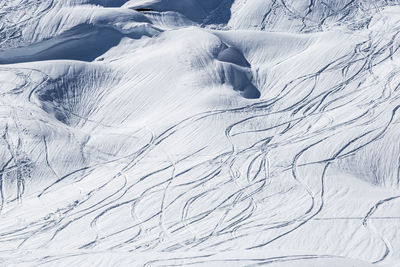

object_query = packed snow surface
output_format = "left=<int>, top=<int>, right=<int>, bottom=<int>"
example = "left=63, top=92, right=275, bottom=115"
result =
left=1, top=0, right=400, bottom=266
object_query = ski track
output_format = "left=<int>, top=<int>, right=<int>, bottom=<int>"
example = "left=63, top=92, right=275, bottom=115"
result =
left=1, top=0, right=400, bottom=266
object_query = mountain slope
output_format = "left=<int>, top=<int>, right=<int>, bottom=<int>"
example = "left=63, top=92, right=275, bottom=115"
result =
left=0, top=0, right=400, bottom=266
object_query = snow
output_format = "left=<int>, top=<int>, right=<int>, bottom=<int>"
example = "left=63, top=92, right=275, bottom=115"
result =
left=1, top=0, right=400, bottom=266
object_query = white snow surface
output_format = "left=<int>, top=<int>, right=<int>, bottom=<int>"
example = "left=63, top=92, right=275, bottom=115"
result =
left=1, top=0, right=400, bottom=266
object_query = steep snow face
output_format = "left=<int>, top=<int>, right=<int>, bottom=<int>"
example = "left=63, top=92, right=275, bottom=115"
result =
left=1, top=0, right=400, bottom=266
left=123, top=0, right=400, bottom=31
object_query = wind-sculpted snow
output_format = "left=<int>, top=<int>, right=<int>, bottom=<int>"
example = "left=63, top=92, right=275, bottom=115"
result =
left=1, top=0, right=400, bottom=266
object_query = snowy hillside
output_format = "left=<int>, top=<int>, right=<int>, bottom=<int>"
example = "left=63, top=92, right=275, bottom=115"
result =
left=0, top=0, right=400, bottom=266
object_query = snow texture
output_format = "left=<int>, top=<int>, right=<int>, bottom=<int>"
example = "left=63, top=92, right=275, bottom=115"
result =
left=0, top=0, right=400, bottom=266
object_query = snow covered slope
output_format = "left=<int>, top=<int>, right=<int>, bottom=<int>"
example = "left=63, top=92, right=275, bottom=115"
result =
left=1, top=0, right=400, bottom=266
